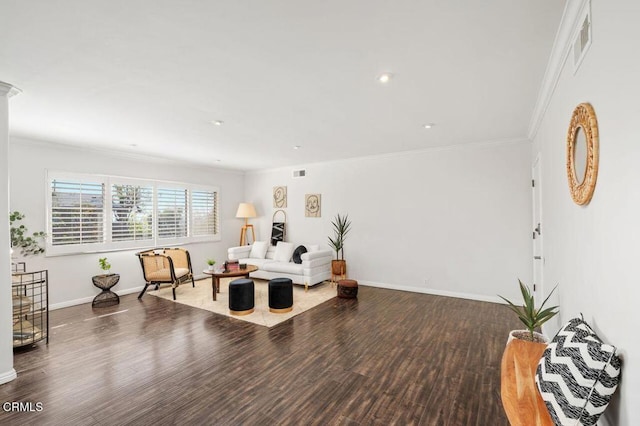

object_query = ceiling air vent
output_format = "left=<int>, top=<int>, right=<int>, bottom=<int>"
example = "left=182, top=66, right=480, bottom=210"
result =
left=573, top=6, right=592, bottom=73
left=292, top=169, right=306, bottom=178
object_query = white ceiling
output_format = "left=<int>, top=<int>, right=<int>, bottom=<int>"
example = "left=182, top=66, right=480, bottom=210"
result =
left=1, top=1, right=565, bottom=171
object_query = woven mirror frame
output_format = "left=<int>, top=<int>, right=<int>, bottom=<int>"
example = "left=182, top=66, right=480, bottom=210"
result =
left=566, top=103, right=599, bottom=205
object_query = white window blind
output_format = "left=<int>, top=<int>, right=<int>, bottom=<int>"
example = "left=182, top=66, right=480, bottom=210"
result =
left=50, top=179, right=105, bottom=246
left=191, top=190, right=218, bottom=236
left=157, top=187, right=188, bottom=239
left=111, top=184, right=154, bottom=242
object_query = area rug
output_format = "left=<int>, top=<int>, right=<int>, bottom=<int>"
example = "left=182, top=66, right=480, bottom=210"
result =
left=147, top=277, right=336, bottom=328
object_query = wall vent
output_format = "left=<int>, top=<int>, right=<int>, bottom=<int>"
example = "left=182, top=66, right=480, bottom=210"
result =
left=292, top=169, right=306, bottom=178
left=572, top=5, right=592, bottom=73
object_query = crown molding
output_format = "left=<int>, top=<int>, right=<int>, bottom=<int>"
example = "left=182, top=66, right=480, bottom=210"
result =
left=0, top=81, right=21, bottom=98
left=247, top=137, right=531, bottom=176
left=527, top=0, right=590, bottom=140
left=9, top=136, right=245, bottom=176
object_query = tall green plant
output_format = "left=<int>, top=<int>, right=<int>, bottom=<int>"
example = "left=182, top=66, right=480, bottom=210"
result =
left=327, top=213, right=351, bottom=260
left=498, top=279, right=559, bottom=341
left=10, top=211, right=46, bottom=256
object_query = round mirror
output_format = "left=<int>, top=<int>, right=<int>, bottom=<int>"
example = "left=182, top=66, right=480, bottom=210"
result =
left=573, top=126, right=588, bottom=184
left=566, top=103, right=599, bottom=205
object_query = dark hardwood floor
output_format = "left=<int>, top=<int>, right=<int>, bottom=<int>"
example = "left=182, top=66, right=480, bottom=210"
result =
left=2, top=284, right=520, bottom=425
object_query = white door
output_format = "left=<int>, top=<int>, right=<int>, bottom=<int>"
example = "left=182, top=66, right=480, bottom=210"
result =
left=532, top=155, right=544, bottom=306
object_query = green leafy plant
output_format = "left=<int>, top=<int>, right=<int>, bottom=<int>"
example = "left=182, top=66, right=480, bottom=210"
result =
left=98, top=257, right=112, bottom=273
left=498, top=279, right=559, bottom=342
left=10, top=211, right=46, bottom=256
left=327, top=213, right=352, bottom=260
left=207, top=259, right=216, bottom=266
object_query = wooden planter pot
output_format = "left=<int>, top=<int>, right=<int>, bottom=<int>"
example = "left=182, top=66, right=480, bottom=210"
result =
left=331, top=260, right=346, bottom=281
left=500, top=330, right=552, bottom=426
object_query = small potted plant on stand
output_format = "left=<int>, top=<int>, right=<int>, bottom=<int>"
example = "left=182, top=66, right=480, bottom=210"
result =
left=498, top=280, right=558, bottom=426
left=10, top=211, right=46, bottom=270
left=92, top=257, right=120, bottom=307
left=328, top=213, right=351, bottom=282
left=207, top=259, right=216, bottom=271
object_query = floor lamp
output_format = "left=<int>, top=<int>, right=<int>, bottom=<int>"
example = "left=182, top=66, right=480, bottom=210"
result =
left=236, top=203, right=257, bottom=245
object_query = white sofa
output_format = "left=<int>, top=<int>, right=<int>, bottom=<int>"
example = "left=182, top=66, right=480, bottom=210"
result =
left=227, top=241, right=332, bottom=286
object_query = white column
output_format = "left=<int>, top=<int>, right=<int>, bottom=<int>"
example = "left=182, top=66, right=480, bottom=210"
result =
left=0, top=81, right=20, bottom=385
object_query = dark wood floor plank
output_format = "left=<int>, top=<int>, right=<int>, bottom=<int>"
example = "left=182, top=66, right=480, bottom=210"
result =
left=1, top=285, right=520, bottom=425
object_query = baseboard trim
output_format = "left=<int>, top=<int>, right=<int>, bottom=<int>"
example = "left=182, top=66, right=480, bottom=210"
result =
left=358, top=280, right=503, bottom=304
left=0, top=368, right=17, bottom=385
left=50, top=286, right=145, bottom=311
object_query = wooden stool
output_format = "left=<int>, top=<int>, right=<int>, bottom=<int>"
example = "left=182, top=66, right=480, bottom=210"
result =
left=337, top=279, right=358, bottom=299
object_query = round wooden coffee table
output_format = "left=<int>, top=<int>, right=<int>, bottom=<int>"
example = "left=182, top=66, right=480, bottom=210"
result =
left=203, top=265, right=258, bottom=301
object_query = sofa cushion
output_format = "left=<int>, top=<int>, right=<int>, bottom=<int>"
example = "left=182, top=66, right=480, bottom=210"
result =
left=306, top=244, right=320, bottom=252
left=249, top=241, right=269, bottom=259
left=292, top=245, right=307, bottom=264
left=238, top=258, right=271, bottom=269
left=262, top=261, right=304, bottom=275
left=535, top=317, right=621, bottom=426
left=274, top=242, right=295, bottom=262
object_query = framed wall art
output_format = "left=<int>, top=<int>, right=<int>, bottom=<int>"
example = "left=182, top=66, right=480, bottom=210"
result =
left=273, top=186, right=287, bottom=208
left=305, top=194, right=321, bottom=217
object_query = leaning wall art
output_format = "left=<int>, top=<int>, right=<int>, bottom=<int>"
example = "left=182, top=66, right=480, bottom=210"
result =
left=273, top=186, right=287, bottom=208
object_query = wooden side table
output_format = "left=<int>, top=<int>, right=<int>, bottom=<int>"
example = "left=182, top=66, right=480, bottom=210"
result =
left=203, top=265, right=258, bottom=301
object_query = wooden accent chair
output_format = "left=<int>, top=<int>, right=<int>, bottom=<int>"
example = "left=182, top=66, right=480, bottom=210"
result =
left=136, top=248, right=195, bottom=300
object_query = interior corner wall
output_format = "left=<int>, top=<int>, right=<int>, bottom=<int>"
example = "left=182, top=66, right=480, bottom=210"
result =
left=532, top=2, right=640, bottom=424
left=8, top=137, right=245, bottom=308
left=244, top=141, right=533, bottom=302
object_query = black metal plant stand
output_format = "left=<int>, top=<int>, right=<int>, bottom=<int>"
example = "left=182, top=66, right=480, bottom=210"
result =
left=92, top=274, right=120, bottom=307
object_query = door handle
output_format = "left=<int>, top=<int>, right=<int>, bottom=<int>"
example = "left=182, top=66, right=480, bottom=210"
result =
left=534, top=256, right=542, bottom=260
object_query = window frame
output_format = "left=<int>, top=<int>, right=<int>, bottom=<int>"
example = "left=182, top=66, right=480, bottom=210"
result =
left=45, top=171, right=221, bottom=256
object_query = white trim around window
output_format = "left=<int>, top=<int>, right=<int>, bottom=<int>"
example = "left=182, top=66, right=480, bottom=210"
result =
left=45, top=171, right=221, bottom=256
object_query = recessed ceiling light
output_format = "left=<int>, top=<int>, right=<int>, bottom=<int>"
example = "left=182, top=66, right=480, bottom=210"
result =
left=378, top=73, right=393, bottom=83
left=423, top=123, right=435, bottom=129
left=293, top=145, right=301, bottom=150
left=129, top=143, right=138, bottom=147
left=212, top=120, right=224, bottom=126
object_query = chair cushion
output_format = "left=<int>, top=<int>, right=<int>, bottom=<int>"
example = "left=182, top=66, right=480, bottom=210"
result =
left=273, top=241, right=295, bottom=262
left=146, top=267, right=189, bottom=281
left=535, top=317, right=621, bottom=426
left=292, top=245, right=307, bottom=264
left=249, top=241, right=269, bottom=259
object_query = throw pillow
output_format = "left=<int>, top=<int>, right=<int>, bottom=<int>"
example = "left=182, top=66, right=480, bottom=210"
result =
left=535, top=317, right=621, bottom=426
left=292, top=245, right=307, bottom=264
left=305, top=244, right=320, bottom=252
left=249, top=241, right=269, bottom=259
left=273, top=242, right=295, bottom=262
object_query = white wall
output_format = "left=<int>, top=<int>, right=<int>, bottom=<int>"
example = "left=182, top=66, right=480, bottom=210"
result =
left=9, top=137, right=245, bottom=308
left=533, top=2, right=640, bottom=424
left=245, top=140, right=533, bottom=302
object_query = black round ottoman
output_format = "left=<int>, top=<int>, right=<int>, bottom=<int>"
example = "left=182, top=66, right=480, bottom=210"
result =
left=268, top=278, right=293, bottom=313
left=229, top=278, right=254, bottom=316
left=337, top=279, right=358, bottom=299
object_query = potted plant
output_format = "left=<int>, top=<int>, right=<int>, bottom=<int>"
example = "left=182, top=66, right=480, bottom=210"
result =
left=92, top=257, right=120, bottom=307
left=328, top=213, right=351, bottom=278
left=10, top=211, right=46, bottom=257
left=207, top=259, right=216, bottom=271
left=498, top=280, right=558, bottom=426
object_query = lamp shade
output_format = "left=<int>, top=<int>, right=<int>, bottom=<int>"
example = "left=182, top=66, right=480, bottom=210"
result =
left=236, top=203, right=257, bottom=219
